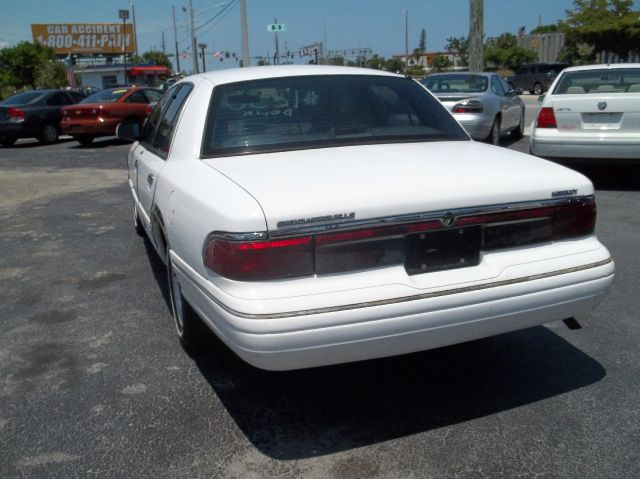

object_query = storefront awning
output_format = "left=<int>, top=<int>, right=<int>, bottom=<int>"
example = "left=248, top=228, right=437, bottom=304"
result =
left=127, top=66, right=171, bottom=76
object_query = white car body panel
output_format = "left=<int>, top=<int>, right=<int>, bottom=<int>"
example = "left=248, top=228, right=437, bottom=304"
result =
left=203, top=142, right=592, bottom=232
left=531, top=63, right=640, bottom=159
left=127, top=66, right=614, bottom=370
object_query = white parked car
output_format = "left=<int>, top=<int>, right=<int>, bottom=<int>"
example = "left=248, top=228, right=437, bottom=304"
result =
left=530, top=63, right=640, bottom=159
left=120, top=65, right=614, bottom=371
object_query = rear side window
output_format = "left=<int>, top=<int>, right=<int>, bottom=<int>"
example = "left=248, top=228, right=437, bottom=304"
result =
left=47, top=93, right=71, bottom=106
left=152, top=84, right=193, bottom=153
left=202, top=74, right=468, bottom=157
left=140, top=88, right=174, bottom=144
left=125, top=91, right=148, bottom=103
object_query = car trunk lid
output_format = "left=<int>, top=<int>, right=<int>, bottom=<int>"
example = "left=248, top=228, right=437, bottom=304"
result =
left=203, top=142, right=592, bottom=232
left=548, top=93, right=640, bottom=133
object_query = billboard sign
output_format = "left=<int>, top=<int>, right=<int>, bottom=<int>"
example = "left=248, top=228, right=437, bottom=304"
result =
left=31, top=23, right=135, bottom=55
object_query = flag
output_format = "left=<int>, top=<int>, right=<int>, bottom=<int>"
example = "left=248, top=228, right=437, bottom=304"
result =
left=66, top=55, right=77, bottom=89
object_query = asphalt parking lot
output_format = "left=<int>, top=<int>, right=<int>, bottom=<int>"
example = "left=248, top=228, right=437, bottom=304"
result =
left=1, top=131, right=638, bottom=478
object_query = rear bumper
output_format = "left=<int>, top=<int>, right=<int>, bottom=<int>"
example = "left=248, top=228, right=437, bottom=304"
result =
left=453, top=114, right=494, bottom=141
left=0, top=122, right=28, bottom=139
left=172, top=252, right=614, bottom=371
left=530, top=130, right=640, bottom=159
left=61, top=119, right=119, bottom=137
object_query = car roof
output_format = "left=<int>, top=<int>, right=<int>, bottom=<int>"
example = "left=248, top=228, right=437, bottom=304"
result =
left=181, top=65, right=402, bottom=87
left=562, top=63, right=640, bottom=72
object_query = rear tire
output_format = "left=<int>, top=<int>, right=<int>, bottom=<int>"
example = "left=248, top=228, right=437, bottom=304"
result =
left=133, top=203, right=145, bottom=237
left=488, top=116, right=501, bottom=146
left=1, top=137, right=17, bottom=147
left=38, top=124, right=59, bottom=145
left=511, top=108, right=525, bottom=140
left=167, top=244, right=208, bottom=349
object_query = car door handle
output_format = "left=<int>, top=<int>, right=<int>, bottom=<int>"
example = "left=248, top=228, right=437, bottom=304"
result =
left=147, top=174, right=154, bottom=187
left=134, top=160, right=139, bottom=168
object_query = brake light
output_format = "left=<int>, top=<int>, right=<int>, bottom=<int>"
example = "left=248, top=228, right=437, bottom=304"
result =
left=203, top=236, right=314, bottom=281
left=554, top=201, right=596, bottom=239
left=97, top=109, right=109, bottom=118
left=203, top=200, right=596, bottom=280
left=536, top=107, right=557, bottom=128
left=452, top=100, right=484, bottom=114
left=144, top=105, right=154, bottom=115
left=8, top=107, right=25, bottom=123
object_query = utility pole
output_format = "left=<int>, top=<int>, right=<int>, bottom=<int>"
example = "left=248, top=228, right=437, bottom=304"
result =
left=468, top=0, right=484, bottom=71
left=240, top=0, right=250, bottom=67
left=274, top=17, right=280, bottom=65
left=198, top=43, right=207, bottom=71
left=130, top=1, right=139, bottom=56
left=188, top=0, right=198, bottom=73
left=172, top=5, right=180, bottom=72
left=404, top=10, right=409, bottom=73
left=162, top=31, right=166, bottom=54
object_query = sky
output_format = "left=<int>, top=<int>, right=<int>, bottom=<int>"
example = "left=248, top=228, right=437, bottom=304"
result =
left=1, top=0, right=639, bottom=72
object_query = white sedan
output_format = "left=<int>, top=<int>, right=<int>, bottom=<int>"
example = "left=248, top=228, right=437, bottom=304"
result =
left=530, top=63, right=640, bottom=159
left=120, top=65, right=614, bottom=371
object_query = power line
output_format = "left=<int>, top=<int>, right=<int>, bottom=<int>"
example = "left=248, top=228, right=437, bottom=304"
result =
left=196, top=0, right=238, bottom=34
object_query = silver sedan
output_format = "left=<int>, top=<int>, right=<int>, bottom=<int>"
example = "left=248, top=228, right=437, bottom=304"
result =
left=422, top=72, right=525, bottom=145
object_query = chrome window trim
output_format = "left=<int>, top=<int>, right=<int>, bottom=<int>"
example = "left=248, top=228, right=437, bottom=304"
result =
left=206, top=196, right=594, bottom=241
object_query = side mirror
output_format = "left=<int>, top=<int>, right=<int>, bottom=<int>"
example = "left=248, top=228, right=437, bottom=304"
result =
left=116, top=122, right=141, bottom=141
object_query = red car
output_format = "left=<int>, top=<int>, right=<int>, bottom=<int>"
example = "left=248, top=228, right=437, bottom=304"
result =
left=61, top=87, right=163, bottom=146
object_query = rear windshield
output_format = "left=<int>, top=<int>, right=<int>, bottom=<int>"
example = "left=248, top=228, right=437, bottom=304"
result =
left=202, top=74, right=468, bottom=157
left=422, top=74, right=488, bottom=93
left=81, top=88, right=129, bottom=103
left=553, top=68, right=640, bottom=94
left=1, top=91, right=46, bottom=105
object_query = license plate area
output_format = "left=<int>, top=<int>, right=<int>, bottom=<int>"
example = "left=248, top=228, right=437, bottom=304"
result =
left=581, top=112, right=622, bottom=129
left=405, top=227, right=481, bottom=275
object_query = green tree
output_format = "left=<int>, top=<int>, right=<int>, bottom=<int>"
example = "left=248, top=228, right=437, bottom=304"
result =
left=484, top=33, right=537, bottom=70
left=419, top=28, right=427, bottom=52
left=445, top=36, right=468, bottom=66
left=365, top=54, right=386, bottom=70
left=0, top=41, right=57, bottom=89
left=34, top=60, right=68, bottom=88
left=384, top=57, right=404, bottom=73
left=561, top=0, right=640, bottom=61
left=130, top=50, right=172, bottom=69
left=431, top=55, right=453, bottom=72
left=530, top=24, right=560, bottom=34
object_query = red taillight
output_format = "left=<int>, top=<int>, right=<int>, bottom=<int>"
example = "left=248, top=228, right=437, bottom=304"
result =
left=144, top=105, right=154, bottom=115
left=554, top=201, right=596, bottom=239
left=203, top=236, right=314, bottom=281
left=204, top=200, right=596, bottom=280
left=8, top=107, right=25, bottom=122
left=97, top=109, right=108, bottom=118
left=536, top=107, right=557, bottom=128
left=452, top=100, right=484, bottom=114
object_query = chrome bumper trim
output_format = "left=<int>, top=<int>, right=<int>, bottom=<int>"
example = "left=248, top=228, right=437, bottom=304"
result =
left=174, top=256, right=613, bottom=320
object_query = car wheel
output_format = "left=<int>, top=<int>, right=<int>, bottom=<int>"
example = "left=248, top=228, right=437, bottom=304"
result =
left=133, top=203, right=145, bottom=237
left=532, top=83, right=543, bottom=95
left=1, top=137, right=17, bottom=147
left=75, top=136, right=94, bottom=147
left=38, top=124, right=59, bottom=145
left=511, top=108, right=525, bottom=140
left=167, top=245, right=207, bottom=349
left=488, top=116, right=501, bottom=146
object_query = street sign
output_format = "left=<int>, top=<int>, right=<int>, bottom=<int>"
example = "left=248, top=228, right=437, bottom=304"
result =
left=181, top=50, right=190, bottom=60
left=118, top=9, right=130, bottom=20
left=267, top=23, right=286, bottom=32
